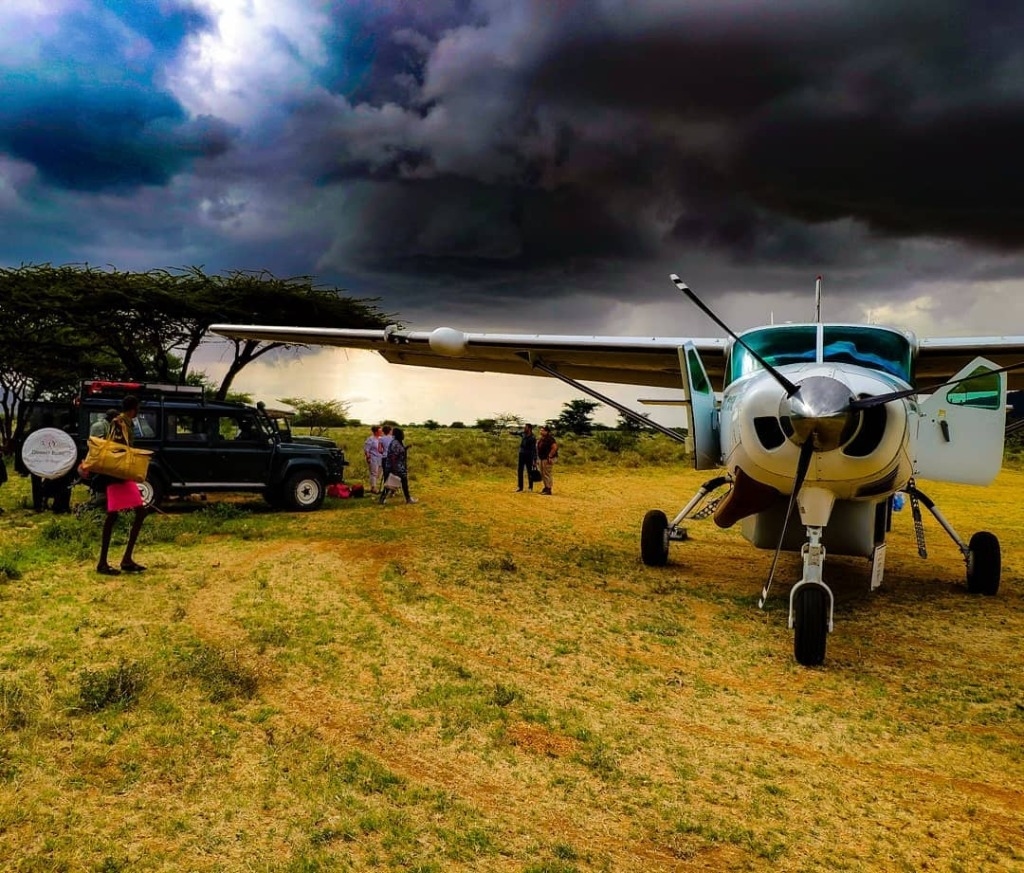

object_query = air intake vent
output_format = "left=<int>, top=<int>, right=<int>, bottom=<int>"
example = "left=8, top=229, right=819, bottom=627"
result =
left=843, top=401, right=886, bottom=458
left=754, top=416, right=787, bottom=450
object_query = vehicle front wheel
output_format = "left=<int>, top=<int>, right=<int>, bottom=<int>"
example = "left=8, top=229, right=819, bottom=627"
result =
left=138, top=475, right=165, bottom=510
left=283, top=471, right=326, bottom=512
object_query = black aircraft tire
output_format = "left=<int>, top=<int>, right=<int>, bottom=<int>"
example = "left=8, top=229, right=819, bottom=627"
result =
left=793, top=585, right=828, bottom=667
left=640, top=510, right=670, bottom=567
left=966, top=531, right=1000, bottom=596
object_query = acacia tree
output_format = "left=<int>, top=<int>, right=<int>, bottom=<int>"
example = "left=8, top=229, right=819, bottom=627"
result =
left=557, top=399, right=601, bottom=436
left=0, top=264, right=390, bottom=434
left=0, top=267, right=120, bottom=446
left=279, top=397, right=351, bottom=435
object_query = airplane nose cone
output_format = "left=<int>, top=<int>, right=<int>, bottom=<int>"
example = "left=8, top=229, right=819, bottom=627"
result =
left=780, top=376, right=858, bottom=451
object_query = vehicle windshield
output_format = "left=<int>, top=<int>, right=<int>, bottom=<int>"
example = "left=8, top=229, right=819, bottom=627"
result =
left=727, top=324, right=912, bottom=384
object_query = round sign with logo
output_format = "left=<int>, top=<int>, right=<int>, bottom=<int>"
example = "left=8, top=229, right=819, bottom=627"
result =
left=20, top=428, right=79, bottom=479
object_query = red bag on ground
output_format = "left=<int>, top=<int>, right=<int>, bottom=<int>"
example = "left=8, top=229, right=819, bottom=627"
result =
left=328, top=483, right=351, bottom=499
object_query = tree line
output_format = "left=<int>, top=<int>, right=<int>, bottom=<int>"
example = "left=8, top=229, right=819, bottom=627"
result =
left=0, top=264, right=388, bottom=447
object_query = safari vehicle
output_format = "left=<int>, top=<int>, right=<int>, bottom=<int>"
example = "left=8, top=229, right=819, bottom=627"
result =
left=77, top=381, right=348, bottom=510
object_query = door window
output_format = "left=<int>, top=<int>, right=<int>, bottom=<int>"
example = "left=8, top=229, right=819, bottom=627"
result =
left=947, top=367, right=1001, bottom=409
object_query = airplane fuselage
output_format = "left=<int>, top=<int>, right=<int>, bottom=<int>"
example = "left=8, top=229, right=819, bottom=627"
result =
left=721, top=363, right=914, bottom=507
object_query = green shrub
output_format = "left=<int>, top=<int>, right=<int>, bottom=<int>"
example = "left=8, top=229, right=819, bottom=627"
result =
left=77, top=660, right=147, bottom=712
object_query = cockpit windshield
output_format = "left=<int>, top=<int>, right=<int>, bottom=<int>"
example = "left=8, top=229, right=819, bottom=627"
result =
left=821, top=326, right=912, bottom=382
left=727, top=324, right=912, bottom=384
left=728, top=326, right=817, bottom=383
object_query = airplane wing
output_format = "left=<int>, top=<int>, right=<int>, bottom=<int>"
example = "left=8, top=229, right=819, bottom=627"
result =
left=209, top=324, right=729, bottom=390
left=917, top=336, right=1024, bottom=391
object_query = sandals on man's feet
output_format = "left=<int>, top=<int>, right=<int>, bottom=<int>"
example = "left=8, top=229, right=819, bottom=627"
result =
left=120, top=561, right=147, bottom=573
left=96, top=563, right=121, bottom=576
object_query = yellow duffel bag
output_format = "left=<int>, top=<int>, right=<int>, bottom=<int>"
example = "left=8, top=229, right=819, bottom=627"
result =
left=82, top=436, right=153, bottom=482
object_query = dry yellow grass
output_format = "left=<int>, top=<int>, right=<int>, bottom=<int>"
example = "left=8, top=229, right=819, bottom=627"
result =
left=0, top=459, right=1022, bottom=872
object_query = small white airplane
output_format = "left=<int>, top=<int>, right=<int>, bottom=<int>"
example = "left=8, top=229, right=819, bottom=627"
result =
left=212, top=276, right=1024, bottom=665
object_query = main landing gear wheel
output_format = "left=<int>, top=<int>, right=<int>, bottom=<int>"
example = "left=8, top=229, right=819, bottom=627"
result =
left=966, top=531, right=1000, bottom=596
left=640, top=510, right=669, bottom=566
left=793, top=584, right=828, bottom=667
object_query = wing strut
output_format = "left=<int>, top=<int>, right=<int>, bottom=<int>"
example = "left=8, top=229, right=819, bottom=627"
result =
left=519, top=353, right=688, bottom=445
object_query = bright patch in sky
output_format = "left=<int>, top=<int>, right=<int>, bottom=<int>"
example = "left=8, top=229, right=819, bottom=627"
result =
left=168, top=0, right=329, bottom=123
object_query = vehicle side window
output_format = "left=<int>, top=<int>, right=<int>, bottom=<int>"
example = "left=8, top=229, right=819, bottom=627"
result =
left=166, top=413, right=209, bottom=442
left=213, top=415, right=259, bottom=441
left=137, top=411, right=157, bottom=438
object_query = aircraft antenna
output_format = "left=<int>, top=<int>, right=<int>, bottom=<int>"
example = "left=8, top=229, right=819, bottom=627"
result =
left=815, top=275, right=823, bottom=323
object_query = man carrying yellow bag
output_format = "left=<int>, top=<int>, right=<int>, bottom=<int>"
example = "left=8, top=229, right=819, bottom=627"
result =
left=79, top=395, right=152, bottom=575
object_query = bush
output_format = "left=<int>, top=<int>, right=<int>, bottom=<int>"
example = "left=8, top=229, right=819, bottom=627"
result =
left=77, top=660, right=147, bottom=712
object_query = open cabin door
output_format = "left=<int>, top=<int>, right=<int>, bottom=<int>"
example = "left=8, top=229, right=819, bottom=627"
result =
left=679, top=342, right=720, bottom=470
left=914, top=356, right=1006, bottom=485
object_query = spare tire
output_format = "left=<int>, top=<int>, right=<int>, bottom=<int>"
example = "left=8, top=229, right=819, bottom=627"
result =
left=21, top=428, right=79, bottom=480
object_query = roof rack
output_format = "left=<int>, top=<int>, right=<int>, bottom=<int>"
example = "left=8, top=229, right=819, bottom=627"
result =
left=82, top=380, right=206, bottom=399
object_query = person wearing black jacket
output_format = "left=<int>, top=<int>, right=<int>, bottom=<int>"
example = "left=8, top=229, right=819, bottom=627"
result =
left=514, top=423, right=538, bottom=492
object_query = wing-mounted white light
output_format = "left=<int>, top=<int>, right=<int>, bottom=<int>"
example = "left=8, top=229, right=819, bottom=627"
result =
left=428, top=327, right=469, bottom=357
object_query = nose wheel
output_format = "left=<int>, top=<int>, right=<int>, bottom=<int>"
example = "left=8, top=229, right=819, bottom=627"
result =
left=786, top=526, right=835, bottom=667
left=792, top=583, right=830, bottom=666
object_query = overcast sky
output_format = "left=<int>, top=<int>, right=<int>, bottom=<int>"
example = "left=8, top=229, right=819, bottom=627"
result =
left=4, top=1, right=1024, bottom=425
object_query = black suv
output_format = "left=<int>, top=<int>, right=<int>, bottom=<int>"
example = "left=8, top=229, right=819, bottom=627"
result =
left=77, top=381, right=348, bottom=511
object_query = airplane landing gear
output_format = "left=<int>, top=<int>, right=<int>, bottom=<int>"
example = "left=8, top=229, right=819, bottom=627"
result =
left=906, top=482, right=1002, bottom=596
left=640, top=475, right=732, bottom=566
left=787, top=526, right=835, bottom=667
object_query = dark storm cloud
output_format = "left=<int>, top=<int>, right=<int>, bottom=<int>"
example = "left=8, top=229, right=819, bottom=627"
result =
left=297, top=0, right=1024, bottom=285
left=5, top=0, right=1024, bottom=326
left=0, top=83, right=233, bottom=190
left=0, top=0, right=229, bottom=191
left=526, top=1, right=1024, bottom=251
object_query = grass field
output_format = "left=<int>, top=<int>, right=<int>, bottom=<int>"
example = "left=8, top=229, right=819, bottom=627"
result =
left=0, top=429, right=1022, bottom=872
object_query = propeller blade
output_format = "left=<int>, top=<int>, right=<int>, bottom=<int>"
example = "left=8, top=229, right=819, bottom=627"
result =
left=850, top=358, right=1024, bottom=410
left=759, top=438, right=815, bottom=609
left=669, top=274, right=801, bottom=397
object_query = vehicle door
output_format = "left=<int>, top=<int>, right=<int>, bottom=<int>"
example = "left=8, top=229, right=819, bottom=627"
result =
left=914, top=356, right=1006, bottom=485
left=208, top=411, right=273, bottom=484
left=679, top=342, right=721, bottom=470
left=160, top=411, right=214, bottom=484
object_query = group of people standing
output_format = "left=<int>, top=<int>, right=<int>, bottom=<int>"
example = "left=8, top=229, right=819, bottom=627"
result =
left=363, top=424, right=416, bottom=505
left=515, top=423, right=558, bottom=494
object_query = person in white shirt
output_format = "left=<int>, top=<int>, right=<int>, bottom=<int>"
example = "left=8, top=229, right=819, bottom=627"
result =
left=363, top=425, right=384, bottom=493
left=379, top=425, right=394, bottom=481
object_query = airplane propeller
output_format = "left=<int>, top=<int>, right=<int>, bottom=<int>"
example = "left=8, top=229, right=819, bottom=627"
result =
left=760, top=438, right=814, bottom=608
left=670, top=274, right=799, bottom=396
left=850, top=358, right=1024, bottom=409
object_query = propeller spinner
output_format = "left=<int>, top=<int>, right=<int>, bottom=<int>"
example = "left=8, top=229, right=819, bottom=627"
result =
left=778, top=376, right=859, bottom=452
